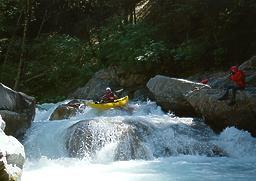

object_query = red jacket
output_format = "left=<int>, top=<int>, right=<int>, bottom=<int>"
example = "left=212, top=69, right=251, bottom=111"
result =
left=102, top=91, right=117, bottom=101
left=229, top=66, right=245, bottom=88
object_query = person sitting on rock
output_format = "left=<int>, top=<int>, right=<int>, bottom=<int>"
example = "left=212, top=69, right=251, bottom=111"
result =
left=100, top=87, right=118, bottom=103
left=218, top=65, right=246, bottom=105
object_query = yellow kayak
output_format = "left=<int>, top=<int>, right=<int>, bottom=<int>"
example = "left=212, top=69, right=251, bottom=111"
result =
left=87, top=96, right=129, bottom=110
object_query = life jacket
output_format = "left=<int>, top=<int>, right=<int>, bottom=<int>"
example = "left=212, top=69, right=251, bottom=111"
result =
left=102, top=91, right=116, bottom=101
left=229, top=66, right=246, bottom=88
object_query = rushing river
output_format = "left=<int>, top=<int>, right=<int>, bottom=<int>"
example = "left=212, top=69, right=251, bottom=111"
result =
left=21, top=100, right=256, bottom=181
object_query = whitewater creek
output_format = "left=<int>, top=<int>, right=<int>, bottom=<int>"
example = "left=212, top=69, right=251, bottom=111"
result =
left=21, top=100, right=256, bottom=181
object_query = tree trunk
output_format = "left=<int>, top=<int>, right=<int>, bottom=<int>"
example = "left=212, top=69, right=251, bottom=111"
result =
left=36, top=9, right=48, bottom=39
left=14, top=0, right=30, bottom=90
left=2, top=10, right=23, bottom=67
left=133, top=5, right=137, bottom=24
left=24, top=71, right=47, bottom=83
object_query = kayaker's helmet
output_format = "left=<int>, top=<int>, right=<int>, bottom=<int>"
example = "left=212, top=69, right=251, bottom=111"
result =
left=106, top=87, right=111, bottom=91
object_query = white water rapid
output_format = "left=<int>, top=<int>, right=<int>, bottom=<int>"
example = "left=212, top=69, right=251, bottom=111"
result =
left=21, top=100, right=256, bottom=181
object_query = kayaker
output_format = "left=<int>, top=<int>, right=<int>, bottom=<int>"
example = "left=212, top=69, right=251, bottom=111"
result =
left=218, top=65, right=246, bottom=105
left=100, top=87, right=118, bottom=103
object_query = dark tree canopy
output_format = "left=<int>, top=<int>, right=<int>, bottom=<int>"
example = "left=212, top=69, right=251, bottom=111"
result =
left=1, top=0, right=256, bottom=102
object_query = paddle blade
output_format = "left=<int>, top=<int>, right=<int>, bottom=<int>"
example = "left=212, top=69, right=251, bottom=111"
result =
left=115, top=89, right=124, bottom=93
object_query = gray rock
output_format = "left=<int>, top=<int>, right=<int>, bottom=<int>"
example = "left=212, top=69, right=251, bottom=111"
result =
left=0, top=115, right=5, bottom=130
left=0, top=115, right=25, bottom=181
left=113, top=119, right=154, bottom=161
left=65, top=120, right=94, bottom=158
left=0, top=83, right=36, bottom=139
left=69, top=66, right=149, bottom=100
left=69, top=77, right=114, bottom=100
left=65, top=118, right=225, bottom=160
left=187, top=88, right=256, bottom=135
left=133, top=87, right=153, bottom=101
left=49, top=100, right=82, bottom=120
left=65, top=119, right=153, bottom=160
left=147, top=75, right=209, bottom=116
left=69, top=67, right=120, bottom=100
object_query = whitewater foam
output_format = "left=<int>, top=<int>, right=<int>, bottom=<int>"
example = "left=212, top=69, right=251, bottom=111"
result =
left=22, top=100, right=256, bottom=181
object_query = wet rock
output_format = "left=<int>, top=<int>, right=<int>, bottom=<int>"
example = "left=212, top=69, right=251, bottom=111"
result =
left=0, top=83, right=36, bottom=139
left=65, top=120, right=93, bottom=158
left=65, top=118, right=224, bottom=160
left=113, top=120, right=154, bottom=160
left=65, top=119, right=153, bottom=160
left=0, top=115, right=25, bottom=181
left=49, top=100, right=81, bottom=120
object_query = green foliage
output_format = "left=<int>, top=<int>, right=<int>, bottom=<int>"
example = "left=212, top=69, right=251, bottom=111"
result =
left=147, top=0, right=256, bottom=72
left=0, top=0, right=21, bottom=33
left=0, top=0, right=21, bottom=62
left=24, top=34, right=99, bottom=102
left=0, top=38, right=21, bottom=84
left=98, top=21, right=169, bottom=70
left=1, top=0, right=256, bottom=102
left=171, top=39, right=208, bottom=70
left=0, top=34, right=99, bottom=102
left=213, top=47, right=226, bottom=67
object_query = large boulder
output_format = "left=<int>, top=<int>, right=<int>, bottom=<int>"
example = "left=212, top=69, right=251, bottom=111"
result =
left=65, top=120, right=94, bottom=158
left=69, top=66, right=149, bottom=100
left=65, top=118, right=224, bottom=160
left=65, top=119, right=155, bottom=160
left=0, top=83, right=36, bottom=139
left=0, top=115, right=25, bottom=181
left=147, top=75, right=209, bottom=116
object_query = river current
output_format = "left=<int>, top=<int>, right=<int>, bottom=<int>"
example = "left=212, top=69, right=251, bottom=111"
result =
left=21, top=100, right=256, bottom=181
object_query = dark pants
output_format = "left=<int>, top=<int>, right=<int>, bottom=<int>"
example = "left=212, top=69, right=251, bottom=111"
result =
left=226, top=85, right=243, bottom=97
left=220, top=85, right=244, bottom=103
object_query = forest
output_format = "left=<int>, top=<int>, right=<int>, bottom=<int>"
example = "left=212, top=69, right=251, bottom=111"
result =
left=1, top=0, right=256, bottom=102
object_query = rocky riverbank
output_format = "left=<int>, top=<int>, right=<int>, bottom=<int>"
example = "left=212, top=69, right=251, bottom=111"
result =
left=70, top=56, right=256, bottom=136
left=1, top=56, right=255, bottom=180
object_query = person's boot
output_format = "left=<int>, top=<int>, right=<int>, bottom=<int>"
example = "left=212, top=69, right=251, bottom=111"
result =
left=218, top=90, right=229, bottom=101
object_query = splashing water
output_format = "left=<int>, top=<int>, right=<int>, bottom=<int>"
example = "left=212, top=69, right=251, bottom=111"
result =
left=22, top=101, right=256, bottom=181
